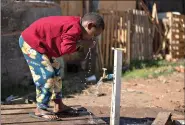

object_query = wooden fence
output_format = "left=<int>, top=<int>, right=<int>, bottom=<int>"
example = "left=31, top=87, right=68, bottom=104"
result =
left=168, top=13, right=185, bottom=59
left=96, top=9, right=154, bottom=71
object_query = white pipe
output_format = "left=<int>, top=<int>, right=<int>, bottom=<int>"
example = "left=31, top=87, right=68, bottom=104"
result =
left=110, top=48, right=123, bottom=125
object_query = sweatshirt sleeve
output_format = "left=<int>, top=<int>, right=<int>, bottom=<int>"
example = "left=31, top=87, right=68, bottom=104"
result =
left=60, top=24, right=82, bottom=55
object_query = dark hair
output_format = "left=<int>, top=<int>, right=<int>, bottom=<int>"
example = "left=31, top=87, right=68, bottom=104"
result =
left=81, top=12, right=105, bottom=30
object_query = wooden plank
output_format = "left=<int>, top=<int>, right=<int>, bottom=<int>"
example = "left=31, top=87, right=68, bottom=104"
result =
left=114, top=11, right=119, bottom=52
left=148, top=12, right=154, bottom=59
left=136, top=10, right=139, bottom=60
left=131, top=10, right=135, bottom=60
left=125, top=12, right=128, bottom=62
left=173, top=14, right=185, bottom=19
left=168, top=12, right=173, bottom=58
left=127, top=19, right=131, bottom=64
left=105, top=14, right=110, bottom=68
left=137, top=10, right=140, bottom=60
left=171, top=40, right=185, bottom=44
left=171, top=46, right=185, bottom=50
left=120, top=16, right=123, bottom=49
left=172, top=55, right=185, bottom=59
left=1, top=105, right=106, bottom=125
left=140, top=11, right=144, bottom=60
left=60, top=1, right=83, bottom=16
left=110, top=13, right=115, bottom=68
left=170, top=42, right=185, bottom=46
left=102, top=14, right=106, bottom=68
left=133, top=10, right=136, bottom=60
left=84, top=0, right=91, bottom=13
left=123, top=12, right=127, bottom=62
left=140, top=10, right=143, bottom=60
left=1, top=104, right=36, bottom=110
left=129, top=10, right=134, bottom=61
left=171, top=32, right=185, bottom=37
left=152, top=112, right=172, bottom=125
left=1, top=113, right=106, bottom=125
left=144, top=11, right=148, bottom=59
left=139, top=11, right=142, bottom=60
left=131, top=9, right=136, bottom=60
left=120, top=14, right=125, bottom=64
left=97, top=35, right=103, bottom=72
left=171, top=51, right=185, bottom=54
left=117, top=15, right=121, bottom=48
left=172, top=34, right=185, bottom=40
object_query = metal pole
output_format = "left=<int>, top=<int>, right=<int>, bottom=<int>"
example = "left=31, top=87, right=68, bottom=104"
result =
left=110, top=48, right=123, bottom=125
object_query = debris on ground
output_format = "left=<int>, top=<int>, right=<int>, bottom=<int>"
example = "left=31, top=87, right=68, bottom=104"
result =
left=174, top=65, right=185, bottom=73
left=165, top=54, right=173, bottom=62
left=165, top=55, right=178, bottom=62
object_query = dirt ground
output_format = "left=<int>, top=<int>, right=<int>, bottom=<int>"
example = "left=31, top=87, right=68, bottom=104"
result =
left=1, top=71, right=184, bottom=124
left=62, top=72, right=185, bottom=119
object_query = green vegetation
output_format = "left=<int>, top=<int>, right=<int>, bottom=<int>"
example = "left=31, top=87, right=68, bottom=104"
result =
left=123, top=59, right=184, bottom=80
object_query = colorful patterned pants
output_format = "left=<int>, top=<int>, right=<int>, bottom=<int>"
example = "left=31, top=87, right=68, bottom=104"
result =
left=19, top=36, right=63, bottom=109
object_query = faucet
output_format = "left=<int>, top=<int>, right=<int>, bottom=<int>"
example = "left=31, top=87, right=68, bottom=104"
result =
left=95, top=68, right=113, bottom=96
left=97, top=68, right=113, bottom=87
left=102, top=68, right=108, bottom=79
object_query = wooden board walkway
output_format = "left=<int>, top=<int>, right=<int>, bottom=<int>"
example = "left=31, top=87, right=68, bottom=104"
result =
left=1, top=104, right=107, bottom=125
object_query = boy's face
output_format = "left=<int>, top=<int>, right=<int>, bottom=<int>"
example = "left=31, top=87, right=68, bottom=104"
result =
left=82, top=22, right=103, bottom=40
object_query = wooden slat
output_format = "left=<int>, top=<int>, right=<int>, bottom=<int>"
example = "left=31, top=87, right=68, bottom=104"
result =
left=114, top=11, right=119, bottom=51
left=144, top=11, right=148, bottom=59
left=139, top=10, right=143, bottom=60
left=127, top=16, right=131, bottom=64
left=132, top=10, right=136, bottom=60
left=152, top=112, right=172, bottom=125
left=123, top=12, right=127, bottom=62
left=148, top=12, right=154, bottom=59
left=102, top=14, right=106, bottom=68
left=110, top=13, right=114, bottom=68
left=97, top=36, right=103, bottom=72
left=170, top=42, right=185, bottom=46
left=135, top=9, right=139, bottom=60
left=1, top=105, right=106, bottom=125
left=105, top=15, right=110, bottom=68
left=120, top=14, right=125, bottom=64
left=140, top=11, right=143, bottom=59
left=117, top=16, right=120, bottom=46
left=131, top=10, right=135, bottom=60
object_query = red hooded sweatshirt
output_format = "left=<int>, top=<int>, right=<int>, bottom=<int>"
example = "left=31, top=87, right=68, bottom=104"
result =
left=21, top=16, right=82, bottom=58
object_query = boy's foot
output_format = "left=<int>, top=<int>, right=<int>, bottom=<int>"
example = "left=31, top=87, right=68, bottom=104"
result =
left=53, top=99, right=73, bottom=113
left=33, top=107, right=59, bottom=120
left=53, top=99, right=79, bottom=116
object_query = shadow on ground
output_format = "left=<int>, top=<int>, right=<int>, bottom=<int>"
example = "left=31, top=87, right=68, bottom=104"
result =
left=101, top=117, right=154, bottom=125
left=1, top=71, right=95, bottom=104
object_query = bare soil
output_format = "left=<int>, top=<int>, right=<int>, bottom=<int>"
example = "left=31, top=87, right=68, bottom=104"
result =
left=62, top=72, right=185, bottom=119
left=1, top=72, right=184, bottom=124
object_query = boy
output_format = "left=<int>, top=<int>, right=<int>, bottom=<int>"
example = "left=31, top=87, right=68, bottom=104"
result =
left=19, top=12, right=104, bottom=121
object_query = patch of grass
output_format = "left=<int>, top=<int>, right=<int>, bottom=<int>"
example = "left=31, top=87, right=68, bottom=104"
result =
left=123, top=59, right=184, bottom=80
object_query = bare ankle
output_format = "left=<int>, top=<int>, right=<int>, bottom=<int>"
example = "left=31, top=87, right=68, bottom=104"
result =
left=53, top=99, right=62, bottom=104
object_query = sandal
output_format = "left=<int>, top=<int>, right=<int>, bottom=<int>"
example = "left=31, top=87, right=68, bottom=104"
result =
left=29, top=108, right=60, bottom=121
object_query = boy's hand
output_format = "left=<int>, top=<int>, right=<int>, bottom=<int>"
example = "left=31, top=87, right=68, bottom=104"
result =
left=76, top=44, right=84, bottom=52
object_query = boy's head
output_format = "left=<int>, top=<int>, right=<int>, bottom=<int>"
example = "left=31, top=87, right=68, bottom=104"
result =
left=81, top=12, right=104, bottom=40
